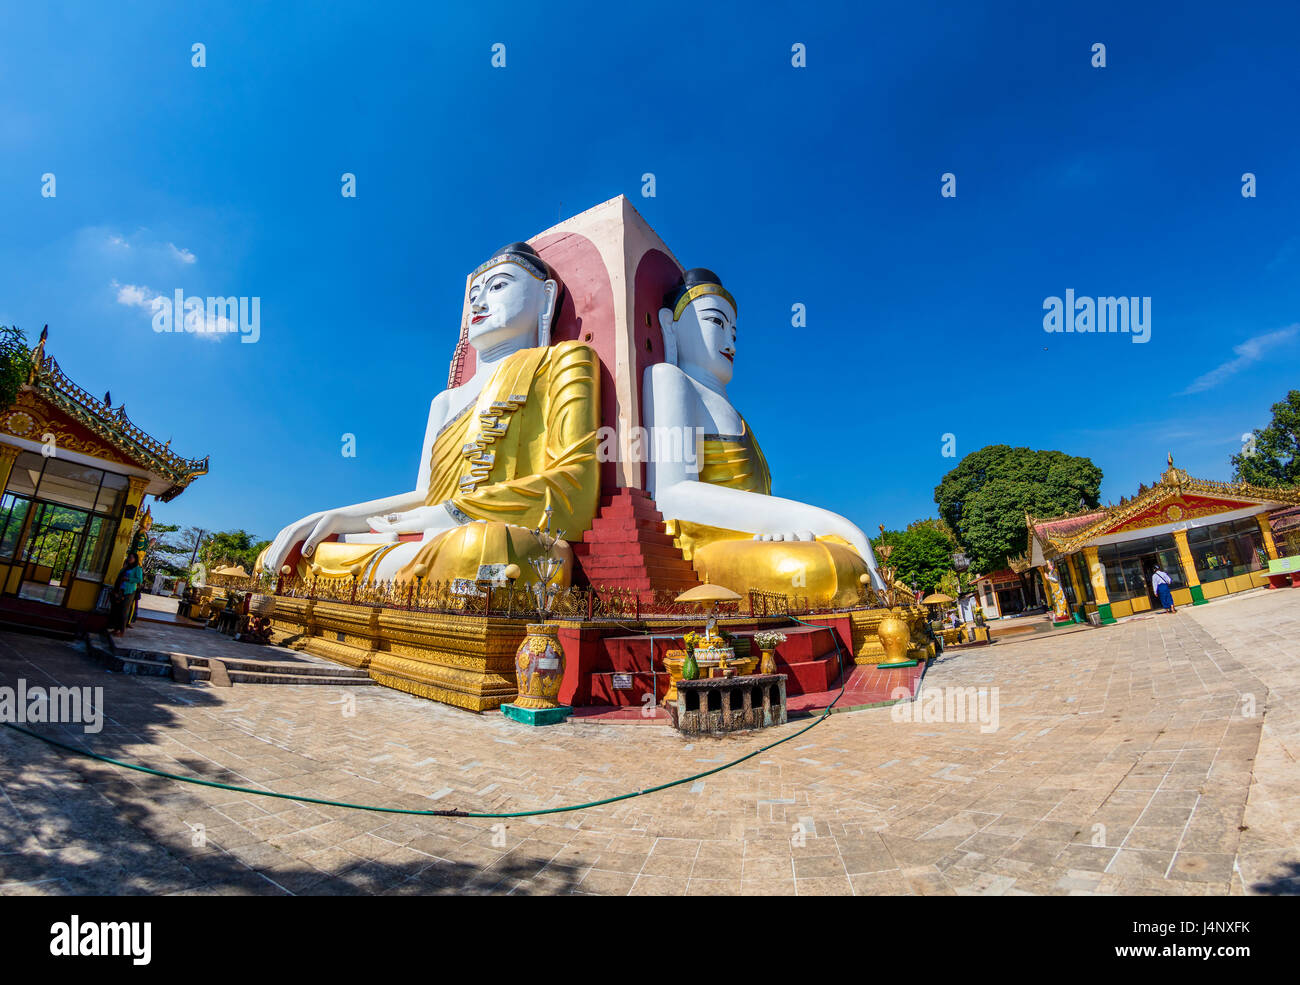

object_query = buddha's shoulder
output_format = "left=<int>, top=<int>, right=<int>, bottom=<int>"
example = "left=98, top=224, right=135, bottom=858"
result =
left=644, top=362, right=715, bottom=407
left=546, top=339, right=595, bottom=359
left=429, top=381, right=462, bottom=412
left=644, top=359, right=690, bottom=388
left=541, top=339, right=597, bottom=373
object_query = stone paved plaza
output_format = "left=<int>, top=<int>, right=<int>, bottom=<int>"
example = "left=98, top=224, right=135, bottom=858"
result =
left=1, top=589, right=1296, bottom=896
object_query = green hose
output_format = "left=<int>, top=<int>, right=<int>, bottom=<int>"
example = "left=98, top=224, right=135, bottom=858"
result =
left=3, top=614, right=852, bottom=819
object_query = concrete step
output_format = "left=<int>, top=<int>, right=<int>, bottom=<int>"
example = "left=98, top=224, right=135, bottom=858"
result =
left=103, top=642, right=374, bottom=686
left=181, top=654, right=370, bottom=679
left=174, top=663, right=370, bottom=686
left=226, top=669, right=374, bottom=686
left=117, top=654, right=174, bottom=677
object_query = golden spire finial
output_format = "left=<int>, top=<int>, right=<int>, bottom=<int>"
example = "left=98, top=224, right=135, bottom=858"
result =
left=27, top=325, right=47, bottom=384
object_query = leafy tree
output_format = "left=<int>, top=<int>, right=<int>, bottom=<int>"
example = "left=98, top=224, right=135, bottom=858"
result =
left=872, top=519, right=958, bottom=595
left=936, top=568, right=979, bottom=599
left=906, top=516, right=956, bottom=540
left=1231, top=390, right=1300, bottom=487
left=145, top=523, right=206, bottom=579
left=934, top=445, right=1103, bottom=574
left=0, top=325, right=33, bottom=408
left=21, top=503, right=83, bottom=571
left=200, top=529, right=270, bottom=573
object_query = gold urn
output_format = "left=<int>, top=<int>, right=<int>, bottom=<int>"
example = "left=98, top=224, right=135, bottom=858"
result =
left=876, top=607, right=913, bottom=667
left=513, top=623, right=566, bottom=709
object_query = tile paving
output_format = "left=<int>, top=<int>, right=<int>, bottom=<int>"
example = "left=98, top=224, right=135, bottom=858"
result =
left=0, top=588, right=1296, bottom=895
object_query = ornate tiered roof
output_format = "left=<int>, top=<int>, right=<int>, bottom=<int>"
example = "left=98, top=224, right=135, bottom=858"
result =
left=1025, top=455, right=1300, bottom=562
left=5, top=332, right=208, bottom=501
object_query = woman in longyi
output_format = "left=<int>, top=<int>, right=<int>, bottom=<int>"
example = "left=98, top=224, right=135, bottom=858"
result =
left=259, top=243, right=600, bottom=586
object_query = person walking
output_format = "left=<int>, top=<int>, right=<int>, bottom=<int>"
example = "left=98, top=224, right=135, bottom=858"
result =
left=109, top=551, right=144, bottom=636
left=1151, top=564, right=1176, bottom=614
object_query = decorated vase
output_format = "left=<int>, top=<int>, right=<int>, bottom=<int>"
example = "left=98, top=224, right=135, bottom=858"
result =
left=759, top=648, right=777, bottom=675
left=513, top=623, right=566, bottom=709
left=876, top=607, right=912, bottom=666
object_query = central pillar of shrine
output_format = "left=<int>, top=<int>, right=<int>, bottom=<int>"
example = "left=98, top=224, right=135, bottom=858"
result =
left=1171, top=528, right=1208, bottom=605
left=1082, top=546, right=1116, bottom=624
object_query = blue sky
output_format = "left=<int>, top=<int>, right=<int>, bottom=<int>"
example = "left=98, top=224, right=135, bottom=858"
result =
left=1, top=1, right=1297, bottom=543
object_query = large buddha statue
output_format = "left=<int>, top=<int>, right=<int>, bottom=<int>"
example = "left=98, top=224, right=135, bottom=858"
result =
left=643, top=268, right=882, bottom=605
left=260, top=243, right=600, bottom=586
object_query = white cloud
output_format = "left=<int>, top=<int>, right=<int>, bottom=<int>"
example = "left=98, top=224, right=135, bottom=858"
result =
left=169, top=243, right=197, bottom=264
left=113, top=280, right=161, bottom=309
left=113, top=281, right=231, bottom=342
left=107, top=234, right=129, bottom=250
left=1180, top=325, right=1298, bottom=395
left=180, top=305, right=231, bottom=341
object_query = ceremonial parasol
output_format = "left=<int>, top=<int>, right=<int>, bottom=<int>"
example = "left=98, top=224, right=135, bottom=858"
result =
left=675, top=583, right=742, bottom=639
left=674, top=584, right=742, bottom=604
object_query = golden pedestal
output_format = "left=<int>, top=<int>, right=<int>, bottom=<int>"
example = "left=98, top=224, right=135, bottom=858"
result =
left=266, top=595, right=529, bottom=712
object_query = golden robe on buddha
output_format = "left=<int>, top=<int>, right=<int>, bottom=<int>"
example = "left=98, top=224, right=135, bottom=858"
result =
left=307, top=340, right=600, bottom=585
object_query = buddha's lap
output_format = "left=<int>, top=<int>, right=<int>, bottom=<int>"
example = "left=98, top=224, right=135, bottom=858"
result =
left=294, top=519, right=861, bottom=602
left=691, top=538, right=868, bottom=606
left=302, top=522, right=573, bottom=585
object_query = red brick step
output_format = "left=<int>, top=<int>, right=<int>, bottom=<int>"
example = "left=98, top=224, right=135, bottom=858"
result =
left=572, top=487, right=702, bottom=598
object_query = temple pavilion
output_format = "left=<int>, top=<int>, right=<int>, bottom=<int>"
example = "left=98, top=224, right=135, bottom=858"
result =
left=0, top=331, right=208, bottom=632
left=1013, top=455, right=1300, bottom=624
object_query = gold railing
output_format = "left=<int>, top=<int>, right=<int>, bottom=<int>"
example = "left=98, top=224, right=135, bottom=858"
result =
left=209, top=574, right=898, bottom=623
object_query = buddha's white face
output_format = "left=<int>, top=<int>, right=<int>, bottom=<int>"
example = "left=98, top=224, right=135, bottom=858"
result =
left=673, top=295, right=737, bottom=386
left=467, top=261, right=550, bottom=353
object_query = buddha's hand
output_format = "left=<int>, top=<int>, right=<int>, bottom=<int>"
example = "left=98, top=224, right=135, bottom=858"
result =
left=366, top=507, right=441, bottom=534
left=265, top=510, right=348, bottom=571
left=752, top=531, right=818, bottom=542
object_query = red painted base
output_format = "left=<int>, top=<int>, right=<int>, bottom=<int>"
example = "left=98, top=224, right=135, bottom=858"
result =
left=557, top=620, right=850, bottom=708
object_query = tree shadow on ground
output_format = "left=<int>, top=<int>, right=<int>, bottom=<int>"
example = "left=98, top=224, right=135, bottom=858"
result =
left=1248, top=860, right=1300, bottom=896
left=0, top=631, right=587, bottom=896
